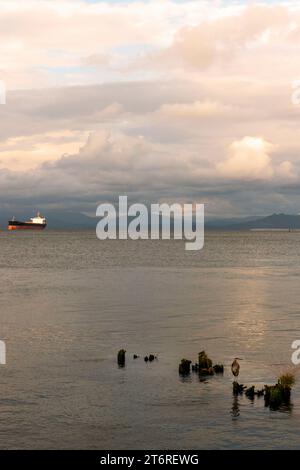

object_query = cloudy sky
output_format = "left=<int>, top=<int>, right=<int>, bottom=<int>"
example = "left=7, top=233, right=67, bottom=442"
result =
left=1, top=0, right=300, bottom=217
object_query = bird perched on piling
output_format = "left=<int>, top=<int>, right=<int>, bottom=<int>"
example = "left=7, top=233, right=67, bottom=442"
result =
left=231, top=358, right=242, bottom=378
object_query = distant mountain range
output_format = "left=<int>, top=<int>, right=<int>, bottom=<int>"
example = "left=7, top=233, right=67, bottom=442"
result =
left=207, top=213, right=300, bottom=230
left=1, top=210, right=300, bottom=231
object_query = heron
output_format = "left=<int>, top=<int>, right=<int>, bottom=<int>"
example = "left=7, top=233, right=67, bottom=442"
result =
left=231, top=358, right=242, bottom=378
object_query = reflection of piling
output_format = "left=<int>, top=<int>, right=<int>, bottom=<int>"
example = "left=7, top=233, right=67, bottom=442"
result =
left=233, top=381, right=246, bottom=395
left=231, top=395, right=240, bottom=418
left=117, top=349, right=126, bottom=367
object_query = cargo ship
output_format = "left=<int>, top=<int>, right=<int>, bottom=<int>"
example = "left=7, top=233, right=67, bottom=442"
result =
left=8, top=212, right=47, bottom=231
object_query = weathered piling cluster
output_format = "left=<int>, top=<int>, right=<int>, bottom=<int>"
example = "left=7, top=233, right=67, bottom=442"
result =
left=118, top=349, right=296, bottom=411
left=232, top=382, right=264, bottom=398
left=179, top=350, right=224, bottom=376
left=117, top=349, right=157, bottom=366
left=232, top=373, right=295, bottom=409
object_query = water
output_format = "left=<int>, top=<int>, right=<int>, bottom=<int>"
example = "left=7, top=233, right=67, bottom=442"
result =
left=0, top=230, right=300, bottom=449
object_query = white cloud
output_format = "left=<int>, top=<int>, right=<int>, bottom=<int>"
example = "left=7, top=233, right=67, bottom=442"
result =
left=277, top=160, right=297, bottom=180
left=217, top=137, right=275, bottom=180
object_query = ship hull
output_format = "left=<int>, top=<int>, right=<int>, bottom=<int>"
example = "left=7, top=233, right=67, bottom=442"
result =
left=8, top=221, right=47, bottom=231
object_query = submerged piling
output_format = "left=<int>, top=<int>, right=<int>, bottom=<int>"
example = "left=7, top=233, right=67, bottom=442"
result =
left=245, top=385, right=255, bottom=399
left=198, top=351, right=213, bottom=369
left=213, top=364, right=224, bottom=374
left=117, top=349, right=126, bottom=367
left=264, top=373, right=295, bottom=409
left=264, top=384, right=291, bottom=409
left=179, top=359, right=192, bottom=375
left=197, top=351, right=214, bottom=375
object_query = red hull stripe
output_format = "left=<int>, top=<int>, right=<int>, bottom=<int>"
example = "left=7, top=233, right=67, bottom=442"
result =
left=8, top=225, right=46, bottom=230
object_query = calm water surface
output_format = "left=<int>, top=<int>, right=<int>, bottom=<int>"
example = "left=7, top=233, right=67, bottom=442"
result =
left=0, top=231, right=300, bottom=449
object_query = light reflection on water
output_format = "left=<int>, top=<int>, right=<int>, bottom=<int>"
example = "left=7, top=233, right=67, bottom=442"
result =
left=0, top=231, right=300, bottom=448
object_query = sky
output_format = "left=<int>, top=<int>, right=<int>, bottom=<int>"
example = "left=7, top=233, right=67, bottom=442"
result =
left=0, top=0, right=300, bottom=217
